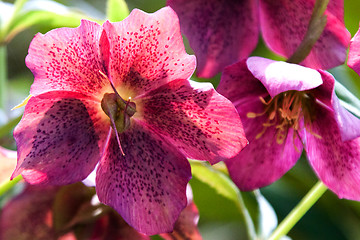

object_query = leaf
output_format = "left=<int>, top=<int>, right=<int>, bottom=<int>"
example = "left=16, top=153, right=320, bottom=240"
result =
left=106, top=0, right=129, bottom=22
left=190, top=161, right=238, bottom=201
left=2, top=0, right=101, bottom=44
left=335, top=80, right=360, bottom=119
left=190, top=160, right=280, bottom=240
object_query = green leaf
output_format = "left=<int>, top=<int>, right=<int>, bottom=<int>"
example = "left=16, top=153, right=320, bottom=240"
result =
left=1, top=0, right=102, bottom=44
left=106, top=0, right=129, bottom=22
left=190, top=161, right=238, bottom=201
left=190, top=161, right=280, bottom=240
left=335, top=80, right=360, bottom=119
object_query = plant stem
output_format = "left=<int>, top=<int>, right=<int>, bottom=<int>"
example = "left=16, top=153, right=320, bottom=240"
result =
left=0, top=45, right=7, bottom=110
left=0, top=175, right=22, bottom=197
left=268, top=181, right=328, bottom=240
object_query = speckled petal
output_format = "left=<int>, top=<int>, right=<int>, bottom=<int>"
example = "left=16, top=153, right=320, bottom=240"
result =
left=26, top=20, right=109, bottom=99
left=225, top=98, right=303, bottom=191
left=259, top=0, right=350, bottom=69
left=315, top=70, right=360, bottom=141
left=246, top=57, right=323, bottom=97
left=103, top=7, right=196, bottom=97
left=96, top=122, right=191, bottom=235
left=0, top=185, right=58, bottom=240
left=12, top=91, right=110, bottom=185
left=160, top=186, right=201, bottom=240
left=348, top=26, right=360, bottom=75
left=305, top=104, right=360, bottom=201
left=168, top=0, right=258, bottom=78
left=137, top=79, right=247, bottom=165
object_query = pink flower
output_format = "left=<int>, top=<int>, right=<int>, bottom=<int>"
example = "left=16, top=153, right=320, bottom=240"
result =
left=12, top=7, right=247, bottom=234
left=167, top=0, right=350, bottom=78
left=217, top=56, right=360, bottom=200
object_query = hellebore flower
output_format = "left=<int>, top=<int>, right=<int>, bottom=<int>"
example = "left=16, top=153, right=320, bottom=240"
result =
left=217, top=56, right=360, bottom=200
left=167, top=0, right=350, bottom=78
left=12, top=7, right=247, bottom=234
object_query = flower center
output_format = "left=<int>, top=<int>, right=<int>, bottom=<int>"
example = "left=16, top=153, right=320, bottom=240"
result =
left=247, top=90, right=318, bottom=144
left=98, top=70, right=136, bottom=156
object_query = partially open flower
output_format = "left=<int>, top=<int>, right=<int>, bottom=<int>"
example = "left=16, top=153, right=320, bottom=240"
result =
left=218, top=57, right=360, bottom=200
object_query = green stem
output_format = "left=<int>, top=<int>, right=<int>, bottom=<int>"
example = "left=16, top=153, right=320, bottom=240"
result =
left=0, top=45, right=6, bottom=110
left=268, top=181, right=328, bottom=240
left=0, top=175, right=23, bottom=196
left=236, top=192, right=257, bottom=240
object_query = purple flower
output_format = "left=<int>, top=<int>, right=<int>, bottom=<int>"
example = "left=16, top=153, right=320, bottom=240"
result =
left=167, top=0, right=350, bottom=78
left=217, top=56, right=360, bottom=200
left=12, top=7, right=247, bottom=234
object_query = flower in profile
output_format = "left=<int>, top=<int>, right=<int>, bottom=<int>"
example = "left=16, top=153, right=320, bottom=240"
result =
left=167, top=0, right=350, bottom=78
left=217, top=56, right=360, bottom=200
left=12, top=7, right=247, bottom=234
left=0, top=183, right=202, bottom=239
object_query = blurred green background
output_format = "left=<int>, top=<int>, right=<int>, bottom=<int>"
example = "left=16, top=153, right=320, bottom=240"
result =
left=1, top=0, right=360, bottom=239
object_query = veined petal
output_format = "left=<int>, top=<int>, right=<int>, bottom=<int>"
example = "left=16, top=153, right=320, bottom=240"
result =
left=96, top=122, right=191, bottom=235
left=26, top=20, right=109, bottom=100
left=305, top=104, right=360, bottom=201
left=160, top=185, right=201, bottom=240
left=226, top=99, right=303, bottom=191
left=168, top=0, right=258, bottom=78
left=246, top=57, right=323, bottom=97
left=316, top=70, right=360, bottom=141
left=12, top=91, right=110, bottom=185
left=217, top=60, right=268, bottom=108
left=259, top=0, right=350, bottom=69
left=103, top=7, right=196, bottom=97
left=137, top=79, right=247, bottom=164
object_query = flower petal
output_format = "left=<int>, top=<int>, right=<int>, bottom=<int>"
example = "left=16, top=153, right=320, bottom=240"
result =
left=0, top=147, right=17, bottom=184
left=26, top=20, right=109, bottom=99
left=315, top=70, right=360, bottom=141
left=167, top=0, right=258, bottom=78
left=103, top=7, right=196, bottom=97
left=137, top=79, right=247, bottom=164
left=246, top=57, right=323, bottom=97
left=348, top=25, right=360, bottom=75
left=305, top=104, right=360, bottom=201
left=259, top=0, right=350, bottom=69
left=12, top=91, right=110, bottom=185
left=0, top=185, right=58, bottom=240
left=217, top=60, right=268, bottom=108
left=96, top=122, right=191, bottom=235
left=160, top=185, right=201, bottom=240
left=226, top=99, right=303, bottom=191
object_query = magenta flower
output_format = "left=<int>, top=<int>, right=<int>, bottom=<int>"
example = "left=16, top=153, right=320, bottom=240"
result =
left=12, top=7, right=247, bottom=235
left=217, top=56, right=360, bottom=200
left=167, top=0, right=350, bottom=78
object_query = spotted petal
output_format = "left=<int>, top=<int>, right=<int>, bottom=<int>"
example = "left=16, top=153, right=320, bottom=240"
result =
left=26, top=20, right=110, bottom=100
left=103, top=7, right=196, bottom=97
left=96, top=122, right=191, bottom=235
left=137, top=79, right=247, bottom=164
left=259, top=0, right=350, bottom=69
left=305, top=103, right=360, bottom=201
left=168, top=0, right=258, bottom=78
left=12, top=91, right=110, bottom=185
